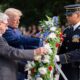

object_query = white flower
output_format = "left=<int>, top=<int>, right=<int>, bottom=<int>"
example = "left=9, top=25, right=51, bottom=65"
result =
left=36, top=77, right=43, bottom=80
left=50, top=27, right=56, bottom=31
left=45, top=20, right=54, bottom=28
left=44, top=43, right=52, bottom=54
left=38, top=67, right=47, bottom=75
left=42, top=25, right=45, bottom=28
left=34, top=55, right=41, bottom=61
left=27, top=74, right=32, bottom=79
left=48, top=32, right=56, bottom=39
left=28, top=71, right=31, bottom=75
left=31, top=61, right=35, bottom=67
left=42, top=55, right=50, bottom=63
left=25, top=61, right=32, bottom=71
left=44, top=55, right=50, bottom=59
left=45, top=21, right=50, bottom=25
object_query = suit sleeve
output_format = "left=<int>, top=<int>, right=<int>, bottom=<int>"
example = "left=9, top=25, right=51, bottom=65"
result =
left=0, top=38, right=34, bottom=61
left=3, top=29, right=22, bottom=45
left=59, top=49, right=80, bottom=64
left=3, top=29, right=43, bottom=48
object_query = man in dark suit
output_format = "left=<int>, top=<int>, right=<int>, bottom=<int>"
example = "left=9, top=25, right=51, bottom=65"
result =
left=0, top=12, right=47, bottom=80
left=3, top=8, right=43, bottom=49
left=3, top=8, right=44, bottom=80
left=54, top=4, right=80, bottom=80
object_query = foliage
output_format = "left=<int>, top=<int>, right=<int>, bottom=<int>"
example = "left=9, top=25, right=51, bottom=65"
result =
left=0, top=0, right=75, bottom=26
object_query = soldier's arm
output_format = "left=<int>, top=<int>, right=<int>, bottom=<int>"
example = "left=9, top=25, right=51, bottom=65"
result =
left=59, top=49, right=80, bottom=64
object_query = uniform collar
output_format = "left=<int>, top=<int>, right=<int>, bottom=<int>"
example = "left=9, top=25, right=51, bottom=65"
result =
left=73, top=21, right=80, bottom=31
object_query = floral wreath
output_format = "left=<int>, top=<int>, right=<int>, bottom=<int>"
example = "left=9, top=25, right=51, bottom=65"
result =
left=25, top=16, right=63, bottom=80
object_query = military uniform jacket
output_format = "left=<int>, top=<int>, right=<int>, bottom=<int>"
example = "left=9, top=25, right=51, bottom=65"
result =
left=58, top=25, right=80, bottom=80
left=59, top=25, right=80, bottom=64
left=58, top=25, right=80, bottom=57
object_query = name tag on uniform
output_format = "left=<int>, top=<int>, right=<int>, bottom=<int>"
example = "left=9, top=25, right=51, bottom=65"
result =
left=72, top=35, right=80, bottom=42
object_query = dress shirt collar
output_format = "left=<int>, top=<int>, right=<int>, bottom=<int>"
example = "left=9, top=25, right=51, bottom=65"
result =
left=0, top=34, right=2, bottom=37
left=73, top=21, right=80, bottom=31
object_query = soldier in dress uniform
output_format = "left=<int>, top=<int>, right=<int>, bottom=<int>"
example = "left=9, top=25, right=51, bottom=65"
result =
left=54, top=4, right=80, bottom=80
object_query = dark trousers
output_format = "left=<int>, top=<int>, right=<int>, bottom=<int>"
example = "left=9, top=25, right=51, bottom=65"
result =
left=17, top=62, right=28, bottom=80
left=59, top=64, right=80, bottom=80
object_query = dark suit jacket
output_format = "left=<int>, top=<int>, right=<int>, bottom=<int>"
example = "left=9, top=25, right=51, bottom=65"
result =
left=0, top=36, right=34, bottom=80
left=3, top=26, right=43, bottom=49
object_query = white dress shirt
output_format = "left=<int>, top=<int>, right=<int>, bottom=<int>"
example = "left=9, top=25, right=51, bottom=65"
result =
left=73, top=22, right=80, bottom=31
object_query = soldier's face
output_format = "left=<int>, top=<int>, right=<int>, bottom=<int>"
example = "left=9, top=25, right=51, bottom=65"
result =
left=0, top=21, right=8, bottom=34
left=66, top=12, right=79, bottom=25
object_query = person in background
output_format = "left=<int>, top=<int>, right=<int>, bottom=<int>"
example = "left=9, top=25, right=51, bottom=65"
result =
left=25, top=26, right=32, bottom=36
left=54, top=4, right=80, bottom=80
left=30, top=24, right=39, bottom=37
left=35, top=26, right=44, bottom=38
left=0, top=12, right=47, bottom=80
left=20, top=27, right=26, bottom=35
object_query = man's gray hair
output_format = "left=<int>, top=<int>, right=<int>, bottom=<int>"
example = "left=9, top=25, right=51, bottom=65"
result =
left=4, top=8, right=22, bottom=17
left=0, top=12, right=9, bottom=23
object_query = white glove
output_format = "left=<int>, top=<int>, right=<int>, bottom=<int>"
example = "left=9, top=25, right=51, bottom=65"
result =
left=54, top=55, right=60, bottom=62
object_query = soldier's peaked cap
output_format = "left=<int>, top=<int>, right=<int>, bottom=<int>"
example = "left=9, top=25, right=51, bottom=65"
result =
left=64, top=4, right=80, bottom=15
